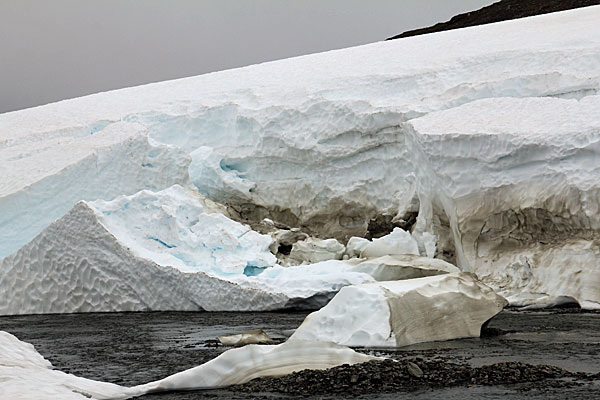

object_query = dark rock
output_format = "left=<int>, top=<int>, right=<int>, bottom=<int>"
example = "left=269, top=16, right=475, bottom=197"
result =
left=388, top=0, right=600, bottom=40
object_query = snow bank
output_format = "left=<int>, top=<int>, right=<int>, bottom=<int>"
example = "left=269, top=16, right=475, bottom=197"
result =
left=0, top=186, right=289, bottom=314
left=291, top=272, right=507, bottom=347
left=0, top=185, right=383, bottom=314
left=231, top=261, right=376, bottom=309
left=0, top=331, right=379, bottom=399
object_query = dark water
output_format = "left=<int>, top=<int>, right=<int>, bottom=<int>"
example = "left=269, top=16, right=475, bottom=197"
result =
left=1, top=310, right=599, bottom=399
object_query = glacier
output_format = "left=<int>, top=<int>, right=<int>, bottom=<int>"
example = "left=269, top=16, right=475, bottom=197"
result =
left=0, top=5, right=599, bottom=310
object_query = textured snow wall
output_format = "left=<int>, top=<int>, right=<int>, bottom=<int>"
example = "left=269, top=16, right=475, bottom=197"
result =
left=291, top=272, right=507, bottom=347
left=0, top=185, right=385, bottom=314
left=0, top=188, right=290, bottom=314
left=1, top=6, right=600, bottom=308
left=408, top=96, right=600, bottom=308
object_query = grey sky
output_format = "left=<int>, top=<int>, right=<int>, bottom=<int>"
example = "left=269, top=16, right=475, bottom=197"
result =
left=0, top=0, right=494, bottom=114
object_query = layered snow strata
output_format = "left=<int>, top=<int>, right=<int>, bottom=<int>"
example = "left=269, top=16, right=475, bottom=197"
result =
left=0, top=121, right=190, bottom=259
left=3, top=7, right=598, bottom=247
left=409, top=96, right=600, bottom=308
left=291, top=272, right=507, bottom=347
left=0, top=186, right=287, bottom=315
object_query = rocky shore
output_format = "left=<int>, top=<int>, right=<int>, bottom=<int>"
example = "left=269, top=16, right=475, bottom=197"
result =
left=235, top=358, right=598, bottom=396
left=1, top=310, right=599, bottom=399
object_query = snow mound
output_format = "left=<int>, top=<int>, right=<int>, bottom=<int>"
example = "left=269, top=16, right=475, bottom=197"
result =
left=291, top=272, right=507, bottom=347
left=0, top=186, right=288, bottom=315
left=134, top=339, right=380, bottom=393
left=288, top=237, right=345, bottom=264
left=360, top=227, right=419, bottom=258
left=218, top=329, right=275, bottom=346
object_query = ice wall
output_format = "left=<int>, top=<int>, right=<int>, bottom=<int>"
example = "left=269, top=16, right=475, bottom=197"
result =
left=1, top=6, right=599, bottom=308
left=408, top=96, right=600, bottom=308
left=0, top=122, right=190, bottom=258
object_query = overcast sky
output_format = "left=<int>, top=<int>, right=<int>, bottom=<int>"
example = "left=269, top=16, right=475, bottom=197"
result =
left=0, top=0, right=495, bottom=114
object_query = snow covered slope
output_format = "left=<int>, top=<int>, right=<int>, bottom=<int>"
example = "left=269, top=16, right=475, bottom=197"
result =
left=1, top=6, right=599, bottom=308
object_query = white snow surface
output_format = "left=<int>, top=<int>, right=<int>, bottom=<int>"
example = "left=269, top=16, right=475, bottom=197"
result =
left=0, top=186, right=290, bottom=314
left=0, top=185, right=383, bottom=314
left=0, top=331, right=131, bottom=399
left=0, top=330, right=379, bottom=399
left=1, top=6, right=600, bottom=308
left=360, top=228, right=419, bottom=258
left=133, top=339, right=380, bottom=393
left=291, top=272, right=507, bottom=347
left=89, top=185, right=276, bottom=276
